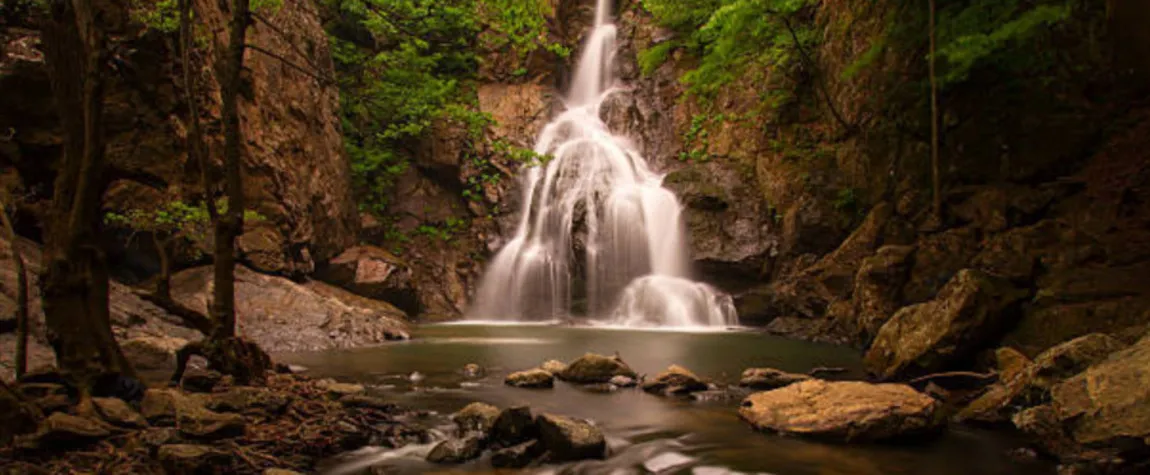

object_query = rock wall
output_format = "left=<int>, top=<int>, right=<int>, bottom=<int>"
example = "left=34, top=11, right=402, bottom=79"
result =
left=0, top=0, right=359, bottom=278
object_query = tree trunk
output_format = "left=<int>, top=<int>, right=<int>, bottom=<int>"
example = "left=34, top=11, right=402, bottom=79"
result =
left=151, top=232, right=172, bottom=301
left=0, top=201, right=28, bottom=378
left=211, top=0, right=252, bottom=340
left=929, top=0, right=941, bottom=219
left=39, top=0, right=134, bottom=389
left=178, top=0, right=219, bottom=222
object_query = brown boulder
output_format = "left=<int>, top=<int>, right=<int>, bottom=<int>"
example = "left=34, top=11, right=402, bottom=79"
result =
left=865, top=269, right=1026, bottom=380
left=316, top=246, right=419, bottom=315
left=738, top=380, right=944, bottom=442
left=641, top=365, right=708, bottom=396
left=505, top=368, right=555, bottom=389
left=848, top=245, right=915, bottom=342
left=536, top=413, right=607, bottom=462
left=452, top=402, right=501, bottom=434
left=558, top=353, right=637, bottom=384
left=1050, top=333, right=1150, bottom=450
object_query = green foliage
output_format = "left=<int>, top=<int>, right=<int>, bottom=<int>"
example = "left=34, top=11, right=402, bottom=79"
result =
left=679, top=113, right=716, bottom=162
left=105, top=198, right=265, bottom=254
left=482, top=0, right=570, bottom=59
left=133, top=0, right=180, bottom=33
left=832, top=187, right=858, bottom=214
left=641, top=0, right=815, bottom=99
left=933, top=1, right=1072, bottom=86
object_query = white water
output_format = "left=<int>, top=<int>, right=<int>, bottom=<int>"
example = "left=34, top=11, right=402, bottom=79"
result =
left=469, top=0, right=736, bottom=328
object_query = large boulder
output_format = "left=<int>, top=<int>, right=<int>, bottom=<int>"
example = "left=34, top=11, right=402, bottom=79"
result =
left=738, top=380, right=944, bottom=442
left=170, top=265, right=408, bottom=353
left=558, top=353, right=637, bottom=384
left=452, top=402, right=501, bottom=434
left=426, top=435, right=483, bottom=464
left=93, top=397, right=148, bottom=429
left=958, top=334, right=1126, bottom=424
left=1050, top=333, right=1150, bottom=451
left=540, top=359, right=567, bottom=375
left=120, top=336, right=188, bottom=371
left=641, top=365, right=708, bottom=396
left=140, top=389, right=245, bottom=441
left=491, top=406, right=537, bottom=448
left=536, top=414, right=607, bottom=462
left=738, top=368, right=812, bottom=390
left=846, top=245, right=915, bottom=342
left=865, top=269, right=1027, bottom=380
left=315, top=246, right=419, bottom=315
left=491, top=440, right=544, bottom=468
left=505, top=368, right=555, bottom=389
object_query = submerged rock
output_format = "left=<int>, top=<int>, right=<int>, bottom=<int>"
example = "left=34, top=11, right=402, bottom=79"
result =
left=505, top=368, right=555, bottom=389
left=738, top=380, right=944, bottom=442
left=315, top=379, right=366, bottom=398
left=452, top=402, right=501, bottom=433
left=739, top=368, right=813, bottom=390
left=608, top=375, right=637, bottom=387
left=865, top=269, right=1027, bottom=380
left=491, top=439, right=543, bottom=468
left=426, top=435, right=483, bottom=464
left=541, top=360, right=567, bottom=375
left=558, top=353, right=637, bottom=384
left=462, top=363, right=485, bottom=378
left=536, top=413, right=607, bottom=462
left=641, top=365, right=708, bottom=396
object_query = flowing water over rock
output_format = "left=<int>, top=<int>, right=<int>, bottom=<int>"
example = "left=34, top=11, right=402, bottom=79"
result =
left=284, top=324, right=1051, bottom=475
left=471, top=0, right=735, bottom=327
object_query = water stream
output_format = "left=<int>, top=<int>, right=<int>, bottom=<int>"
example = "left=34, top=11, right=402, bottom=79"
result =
left=470, top=0, right=735, bottom=327
left=284, top=324, right=1051, bottom=475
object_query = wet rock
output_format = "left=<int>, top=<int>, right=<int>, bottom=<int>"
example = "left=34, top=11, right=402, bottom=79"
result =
left=739, top=368, right=813, bottom=390
left=865, top=269, right=1027, bottom=380
left=316, top=246, right=419, bottom=315
left=452, top=402, right=500, bottom=433
left=158, top=444, right=231, bottom=475
left=558, top=353, right=637, bottom=384
left=315, top=379, right=366, bottom=398
left=578, top=383, right=617, bottom=393
left=690, top=387, right=752, bottom=403
left=491, top=406, right=537, bottom=447
left=94, top=397, right=147, bottom=429
left=462, top=363, right=485, bottom=378
left=18, top=413, right=112, bottom=449
left=121, top=336, right=188, bottom=371
left=641, top=365, right=708, bottom=396
left=738, top=380, right=944, bottom=442
left=491, top=439, right=544, bottom=468
left=505, top=368, right=555, bottom=389
left=1049, top=333, right=1150, bottom=451
left=541, top=359, right=567, bottom=375
left=958, top=334, right=1126, bottom=424
left=180, top=370, right=224, bottom=393
left=426, top=435, right=483, bottom=464
left=608, top=375, right=637, bottom=387
left=995, top=347, right=1032, bottom=382
left=536, top=413, right=607, bottom=462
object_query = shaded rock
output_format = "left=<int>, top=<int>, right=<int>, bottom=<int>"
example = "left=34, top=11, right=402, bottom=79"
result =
left=15, top=383, right=67, bottom=400
left=541, top=360, right=567, bottom=375
left=180, top=370, right=223, bottom=393
left=94, top=397, right=147, bottom=429
left=1050, top=333, right=1150, bottom=451
left=491, top=439, right=543, bottom=468
left=903, top=228, right=981, bottom=304
left=958, top=334, right=1127, bottom=424
left=140, top=389, right=245, bottom=440
left=452, top=402, right=500, bottom=433
left=865, top=269, right=1027, bottom=380
left=641, top=365, right=708, bottom=396
left=995, top=347, right=1032, bottom=382
left=207, top=387, right=292, bottom=415
left=426, top=435, right=483, bottom=464
left=0, top=383, right=41, bottom=445
left=608, top=375, right=637, bottom=388
left=316, top=246, right=419, bottom=315
left=18, top=413, right=112, bottom=449
left=558, top=353, right=637, bottom=384
left=340, top=395, right=397, bottom=412
left=505, top=368, right=555, bottom=389
left=491, top=406, right=537, bottom=447
left=263, top=470, right=303, bottom=475
left=738, top=380, right=944, bottom=442
left=739, top=368, right=813, bottom=390
left=120, top=336, right=188, bottom=371
left=158, top=444, right=231, bottom=475
left=848, top=245, right=915, bottom=341
left=537, top=413, right=607, bottom=462
left=140, top=427, right=181, bottom=450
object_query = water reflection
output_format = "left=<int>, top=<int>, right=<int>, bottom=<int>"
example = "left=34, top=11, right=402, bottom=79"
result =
left=283, top=324, right=1051, bottom=475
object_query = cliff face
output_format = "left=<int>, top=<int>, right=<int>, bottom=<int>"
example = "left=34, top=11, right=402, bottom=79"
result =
left=0, top=0, right=358, bottom=278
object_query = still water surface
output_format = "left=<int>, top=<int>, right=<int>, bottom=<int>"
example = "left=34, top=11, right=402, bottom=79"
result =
left=280, top=323, right=1051, bottom=475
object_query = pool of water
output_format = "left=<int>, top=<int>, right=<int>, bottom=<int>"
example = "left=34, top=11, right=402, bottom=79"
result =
left=279, top=323, right=1051, bottom=475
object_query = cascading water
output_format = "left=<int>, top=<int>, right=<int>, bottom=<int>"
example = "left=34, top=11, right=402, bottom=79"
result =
left=469, top=0, right=736, bottom=328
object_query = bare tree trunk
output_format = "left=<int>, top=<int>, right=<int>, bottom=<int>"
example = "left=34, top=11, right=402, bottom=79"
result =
left=151, top=232, right=172, bottom=301
left=929, top=0, right=941, bottom=219
left=40, top=0, right=135, bottom=392
left=178, top=0, right=219, bottom=223
left=0, top=200, right=28, bottom=378
left=211, top=0, right=252, bottom=340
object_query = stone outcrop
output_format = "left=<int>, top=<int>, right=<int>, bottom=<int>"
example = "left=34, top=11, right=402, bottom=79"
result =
left=1050, top=333, right=1150, bottom=453
left=738, top=380, right=944, bottom=442
left=169, top=265, right=408, bottom=353
left=864, top=270, right=1026, bottom=380
left=557, top=353, right=638, bottom=384
left=640, top=365, right=708, bottom=396
left=315, top=246, right=419, bottom=315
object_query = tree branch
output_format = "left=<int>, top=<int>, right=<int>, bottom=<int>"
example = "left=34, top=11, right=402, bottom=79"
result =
left=244, top=43, right=336, bottom=86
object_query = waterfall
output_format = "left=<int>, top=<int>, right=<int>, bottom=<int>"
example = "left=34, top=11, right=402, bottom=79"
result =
left=469, top=0, right=737, bottom=328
